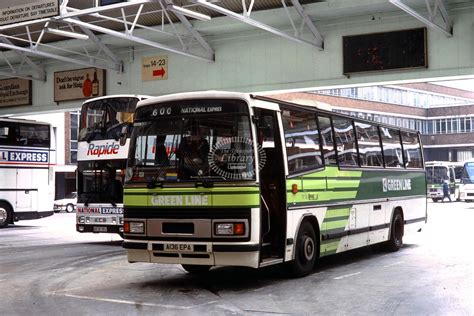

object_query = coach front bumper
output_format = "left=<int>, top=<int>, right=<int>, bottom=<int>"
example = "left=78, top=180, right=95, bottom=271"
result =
left=123, top=240, right=260, bottom=268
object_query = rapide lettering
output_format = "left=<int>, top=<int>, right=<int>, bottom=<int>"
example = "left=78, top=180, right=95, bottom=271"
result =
left=87, top=143, right=120, bottom=157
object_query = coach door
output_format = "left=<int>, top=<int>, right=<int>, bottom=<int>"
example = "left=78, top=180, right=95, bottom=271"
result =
left=254, top=108, right=287, bottom=264
left=16, top=169, right=34, bottom=212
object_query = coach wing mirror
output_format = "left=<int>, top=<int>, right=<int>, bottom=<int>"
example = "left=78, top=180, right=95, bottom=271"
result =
left=119, top=125, right=128, bottom=146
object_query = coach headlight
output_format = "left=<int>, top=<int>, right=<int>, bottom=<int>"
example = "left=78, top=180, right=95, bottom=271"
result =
left=214, top=222, right=246, bottom=236
left=125, top=167, right=134, bottom=183
left=124, top=221, right=145, bottom=234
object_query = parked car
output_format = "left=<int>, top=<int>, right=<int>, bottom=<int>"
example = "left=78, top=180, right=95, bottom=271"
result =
left=53, top=192, right=77, bottom=213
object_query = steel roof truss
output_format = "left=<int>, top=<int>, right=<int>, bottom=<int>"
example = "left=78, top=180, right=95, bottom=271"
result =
left=390, top=0, right=452, bottom=37
left=65, top=7, right=186, bottom=40
left=163, top=0, right=214, bottom=56
left=65, top=3, right=213, bottom=62
left=59, top=0, right=153, bottom=21
left=128, top=5, right=144, bottom=34
left=64, top=17, right=214, bottom=62
left=159, top=1, right=190, bottom=50
left=0, top=38, right=46, bottom=81
left=80, top=26, right=123, bottom=68
left=0, top=0, right=330, bottom=80
left=194, top=0, right=323, bottom=50
left=1, top=21, right=122, bottom=73
left=0, top=42, right=120, bottom=77
left=242, top=0, right=255, bottom=17
left=290, top=0, right=323, bottom=45
left=75, top=23, right=121, bottom=66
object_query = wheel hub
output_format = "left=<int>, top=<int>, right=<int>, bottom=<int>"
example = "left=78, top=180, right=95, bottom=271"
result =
left=0, top=208, right=7, bottom=224
left=303, top=235, right=314, bottom=261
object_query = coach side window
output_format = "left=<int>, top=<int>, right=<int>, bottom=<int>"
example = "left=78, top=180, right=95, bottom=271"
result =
left=401, top=131, right=423, bottom=168
left=18, top=124, right=50, bottom=148
left=0, top=122, right=18, bottom=146
left=333, top=117, right=358, bottom=167
left=282, top=108, right=323, bottom=174
left=380, top=127, right=403, bottom=168
left=0, top=125, right=9, bottom=145
left=318, top=116, right=336, bottom=165
left=355, top=122, right=383, bottom=167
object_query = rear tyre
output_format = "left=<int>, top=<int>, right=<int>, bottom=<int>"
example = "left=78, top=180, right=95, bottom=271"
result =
left=181, top=264, right=211, bottom=274
left=385, top=210, right=404, bottom=252
left=66, top=204, right=75, bottom=213
left=0, top=202, right=12, bottom=228
left=288, top=221, right=317, bottom=278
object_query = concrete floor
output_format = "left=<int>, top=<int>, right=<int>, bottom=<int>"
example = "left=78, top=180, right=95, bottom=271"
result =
left=0, top=201, right=472, bottom=315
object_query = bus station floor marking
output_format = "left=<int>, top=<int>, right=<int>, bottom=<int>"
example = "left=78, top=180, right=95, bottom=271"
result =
left=334, top=272, right=361, bottom=280
left=55, top=293, right=219, bottom=310
left=383, top=261, right=405, bottom=268
left=242, top=309, right=291, bottom=315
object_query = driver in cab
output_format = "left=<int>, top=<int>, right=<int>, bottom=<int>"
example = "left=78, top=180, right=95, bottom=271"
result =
left=177, top=125, right=209, bottom=179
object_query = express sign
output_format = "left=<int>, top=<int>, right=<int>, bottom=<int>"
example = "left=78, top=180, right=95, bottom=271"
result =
left=77, top=139, right=129, bottom=161
left=0, top=150, right=49, bottom=164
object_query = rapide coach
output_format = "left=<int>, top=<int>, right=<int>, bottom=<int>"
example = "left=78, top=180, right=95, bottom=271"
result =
left=76, top=95, right=149, bottom=236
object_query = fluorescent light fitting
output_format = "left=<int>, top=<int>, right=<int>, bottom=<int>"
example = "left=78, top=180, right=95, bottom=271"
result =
left=45, top=28, right=90, bottom=40
left=167, top=5, right=211, bottom=21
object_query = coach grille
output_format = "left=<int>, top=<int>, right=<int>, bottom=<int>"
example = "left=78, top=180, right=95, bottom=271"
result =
left=124, top=207, right=252, bottom=242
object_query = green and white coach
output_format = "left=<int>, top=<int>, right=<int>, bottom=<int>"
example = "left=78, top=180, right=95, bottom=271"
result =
left=122, top=91, right=427, bottom=277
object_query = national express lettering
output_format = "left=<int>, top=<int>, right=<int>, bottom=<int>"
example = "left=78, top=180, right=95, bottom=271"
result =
left=0, top=150, right=48, bottom=163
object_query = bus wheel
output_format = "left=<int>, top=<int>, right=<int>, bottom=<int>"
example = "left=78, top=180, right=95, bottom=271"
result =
left=432, top=198, right=439, bottom=203
left=385, top=211, right=404, bottom=252
left=66, top=204, right=75, bottom=213
left=289, top=221, right=317, bottom=278
left=0, top=202, right=12, bottom=228
left=181, top=264, right=211, bottom=274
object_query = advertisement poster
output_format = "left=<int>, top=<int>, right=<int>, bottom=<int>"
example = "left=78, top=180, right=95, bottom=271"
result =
left=0, top=78, right=32, bottom=107
left=54, top=68, right=106, bottom=102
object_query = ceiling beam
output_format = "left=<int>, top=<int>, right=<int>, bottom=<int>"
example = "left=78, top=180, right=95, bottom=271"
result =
left=0, top=42, right=121, bottom=73
left=194, top=0, right=323, bottom=50
left=0, top=38, right=46, bottom=81
left=390, top=0, right=453, bottom=37
left=162, top=0, right=214, bottom=58
left=63, top=17, right=214, bottom=62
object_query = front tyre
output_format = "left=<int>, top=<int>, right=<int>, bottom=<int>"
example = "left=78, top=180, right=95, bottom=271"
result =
left=288, top=221, right=317, bottom=278
left=66, top=204, right=75, bottom=213
left=0, top=202, right=12, bottom=228
left=385, top=210, right=404, bottom=252
left=181, top=264, right=211, bottom=274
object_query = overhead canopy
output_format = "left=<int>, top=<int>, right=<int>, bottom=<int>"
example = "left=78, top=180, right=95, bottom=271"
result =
left=0, top=0, right=459, bottom=81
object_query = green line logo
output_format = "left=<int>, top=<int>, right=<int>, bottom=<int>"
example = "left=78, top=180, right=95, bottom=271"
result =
left=383, top=178, right=412, bottom=192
